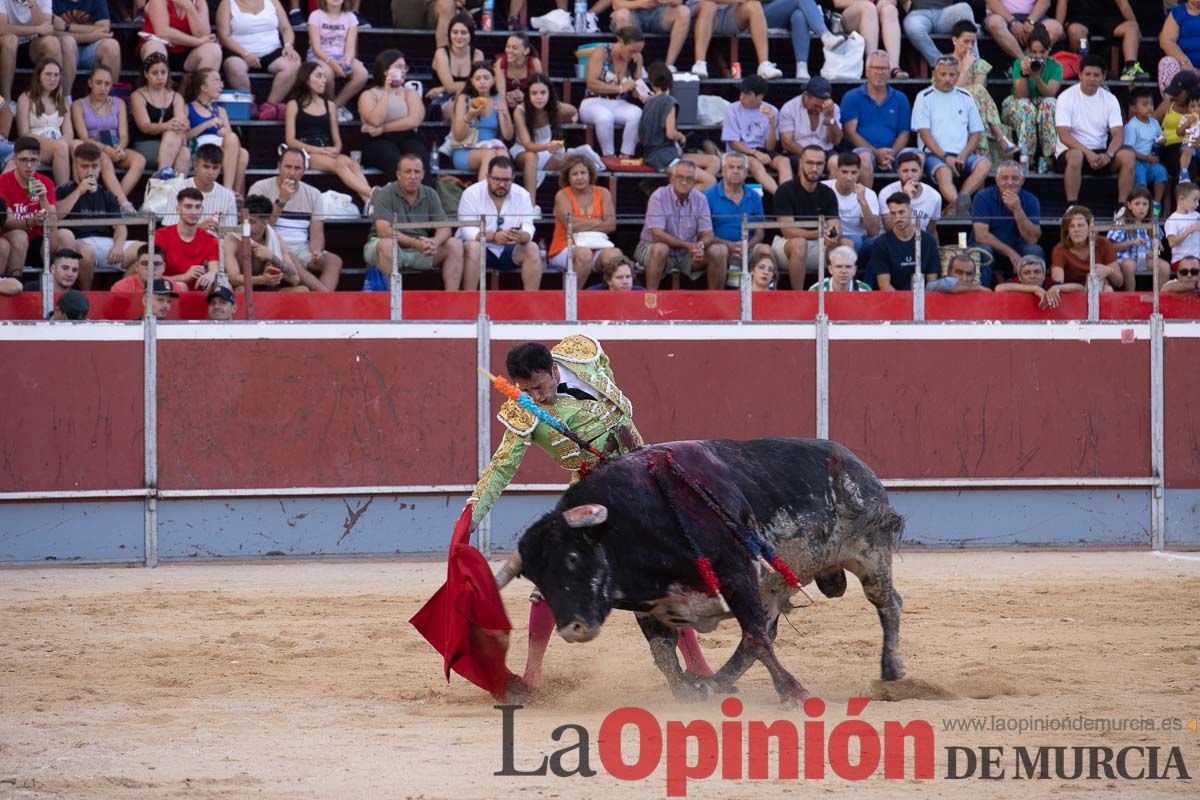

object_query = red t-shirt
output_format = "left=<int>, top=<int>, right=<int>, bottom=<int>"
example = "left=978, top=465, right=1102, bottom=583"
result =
left=155, top=225, right=219, bottom=287
left=110, top=275, right=188, bottom=295
left=0, top=171, right=56, bottom=240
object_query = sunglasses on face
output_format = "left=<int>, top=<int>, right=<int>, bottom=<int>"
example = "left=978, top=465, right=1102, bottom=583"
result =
left=1178, top=268, right=1200, bottom=277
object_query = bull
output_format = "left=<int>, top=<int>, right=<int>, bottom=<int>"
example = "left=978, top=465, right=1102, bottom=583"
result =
left=495, top=437, right=905, bottom=704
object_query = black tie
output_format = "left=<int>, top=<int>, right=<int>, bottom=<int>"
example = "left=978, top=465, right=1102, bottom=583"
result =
left=557, top=383, right=595, bottom=401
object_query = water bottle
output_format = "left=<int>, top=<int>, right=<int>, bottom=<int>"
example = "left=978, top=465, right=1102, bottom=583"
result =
left=1019, top=152, right=1029, bottom=175
left=482, top=0, right=494, bottom=31
left=574, top=0, right=587, bottom=33
left=1079, top=38, right=1088, bottom=61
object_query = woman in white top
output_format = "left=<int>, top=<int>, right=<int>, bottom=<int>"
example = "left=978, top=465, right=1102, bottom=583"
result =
left=16, top=58, right=74, bottom=186
left=216, top=0, right=301, bottom=117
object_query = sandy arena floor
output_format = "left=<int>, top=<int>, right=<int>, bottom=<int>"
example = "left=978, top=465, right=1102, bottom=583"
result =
left=2, top=551, right=1199, bottom=799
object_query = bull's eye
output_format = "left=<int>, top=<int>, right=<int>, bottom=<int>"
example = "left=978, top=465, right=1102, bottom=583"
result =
left=565, top=551, right=579, bottom=571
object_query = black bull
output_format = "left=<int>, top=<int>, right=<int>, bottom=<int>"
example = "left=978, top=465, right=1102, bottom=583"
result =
left=510, top=437, right=906, bottom=704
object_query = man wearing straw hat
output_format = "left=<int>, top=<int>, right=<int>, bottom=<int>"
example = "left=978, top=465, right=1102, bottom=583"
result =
left=469, top=335, right=715, bottom=688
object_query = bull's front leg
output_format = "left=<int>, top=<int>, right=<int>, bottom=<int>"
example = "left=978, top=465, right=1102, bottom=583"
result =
left=722, top=577, right=811, bottom=708
left=635, top=614, right=711, bottom=702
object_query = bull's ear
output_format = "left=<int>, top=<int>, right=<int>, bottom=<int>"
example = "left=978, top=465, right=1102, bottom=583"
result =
left=563, top=503, right=607, bottom=528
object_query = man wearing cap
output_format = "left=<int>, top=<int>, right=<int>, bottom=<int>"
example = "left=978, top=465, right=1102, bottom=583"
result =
left=911, top=55, right=991, bottom=216
left=779, top=77, right=842, bottom=171
left=469, top=335, right=714, bottom=689
left=207, top=286, right=236, bottom=320
left=48, top=289, right=89, bottom=321
left=147, top=278, right=178, bottom=320
left=23, top=248, right=82, bottom=292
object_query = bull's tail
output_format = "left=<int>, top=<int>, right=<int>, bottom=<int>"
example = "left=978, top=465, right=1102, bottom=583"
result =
left=860, top=500, right=906, bottom=553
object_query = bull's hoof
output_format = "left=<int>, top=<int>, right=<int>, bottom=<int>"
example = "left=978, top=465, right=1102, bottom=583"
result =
left=779, top=687, right=813, bottom=710
left=881, top=659, right=907, bottom=682
left=670, top=679, right=712, bottom=703
left=705, top=676, right=740, bottom=696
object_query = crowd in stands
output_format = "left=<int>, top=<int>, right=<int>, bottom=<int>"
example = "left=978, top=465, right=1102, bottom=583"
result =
left=1, top=0, right=1200, bottom=317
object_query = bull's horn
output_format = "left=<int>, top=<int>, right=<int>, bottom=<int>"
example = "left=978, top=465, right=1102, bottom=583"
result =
left=494, top=553, right=523, bottom=589
left=563, top=504, right=608, bottom=528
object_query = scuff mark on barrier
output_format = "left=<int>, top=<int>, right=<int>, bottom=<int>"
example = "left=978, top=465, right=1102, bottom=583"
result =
left=338, top=498, right=374, bottom=544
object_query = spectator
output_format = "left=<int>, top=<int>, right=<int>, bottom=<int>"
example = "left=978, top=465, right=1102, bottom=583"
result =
left=579, top=25, right=645, bottom=159
left=809, top=244, right=871, bottom=291
left=912, top=55, right=990, bottom=216
left=306, top=0, right=367, bottom=118
left=1109, top=187, right=1170, bottom=291
left=779, top=76, right=842, bottom=173
left=902, top=0, right=978, bottom=69
left=56, top=142, right=143, bottom=286
left=1160, top=0, right=1200, bottom=93
left=52, top=0, right=121, bottom=90
left=496, top=32, right=576, bottom=123
left=49, top=288, right=89, bottom=319
left=878, top=150, right=941, bottom=239
left=826, top=1, right=906, bottom=77
left=147, top=277, right=177, bottom=320
left=216, top=0, right=301, bottom=119
left=951, top=20, right=1018, bottom=166
left=984, top=1, right=1065, bottom=61
left=23, top=247, right=81, bottom=291
left=705, top=152, right=766, bottom=275
left=422, top=0, right=503, bottom=48
left=183, top=68, right=250, bottom=195
left=15, top=58, right=72, bottom=187
left=130, top=52, right=191, bottom=174
left=1001, top=23, right=1062, bottom=175
left=207, top=285, right=236, bottom=319
left=1158, top=71, right=1200, bottom=186
left=969, top=159, right=1042, bottom=284
left=610, top=1, right=690, bottom=72
left=547, top=153, right=621, bottom=286
left=248, top=146, right=343, bottom=291
left=358, top=50, right=430, bottom=180
left=111, top=243, right=188, bottom=294
left=868, top=192, right=940, bottom=290
left=285, top=62, right=376, bottom=208
left=72, top=67, right=147, bottom=201
left=1051, top=204, right=1121, bottom=289
left=0, top=0, right=65, bottom=105
left=1177, top=93, right=1200, bottom=180
left=155, top=187, right=220, bottom=290
left=1055, top=55, right=1134, bottom=209
left=762, top=0, right=846, bottom=80
left=837, top=50, right=914, bottom=189
left=821, top=151, right=881, bottom=255
left=995, top=253, right=1082, bottom=308
left=639, top=63, right=720, bottom=190
left=458, top=156, right=544, bottom=291
left=163, top=143, right=238, bottom=230
left=0, top=137, right=67, bottom=279
left=1124, top=88, right=1169, bottom=211
left=926, top=251, right=993, bottom=293
left=688, top=0, right=783, bottom=80
left=447, top=60, right=513, bottom=183
left=586, top=256, right=644, bottom=291
left=1166, top=182, right=1200, bottom=271
left=512, top=74, right=566, bottom=198
left=365, top=154, right=469, bottom=290
left=224, top=194, right=305, bottom=291
left=772, top=144, right=840, bottom=290
left=1055, top=0, right=1147, bottom=81
left=636, top=160, right=726, bottom=291
left=430, top=13, right=484, bottom=121
left=1162, top=255, right=1200, bottom=293
left=140, top=0, right=222, bottom=74
left=722, top=74, right=790, bottom=195
left=748, top=248, right=777, bottom=290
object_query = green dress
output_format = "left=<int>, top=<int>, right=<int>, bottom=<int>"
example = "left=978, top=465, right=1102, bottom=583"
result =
left=469, top=335, right=644, bottom=525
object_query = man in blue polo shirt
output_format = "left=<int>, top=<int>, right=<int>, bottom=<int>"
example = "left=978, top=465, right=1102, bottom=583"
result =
left=969, top=159, right=1042, bottom=285
left=834, top=50, right=915, bottom=188
left=705, top=152, right=765, bottom=284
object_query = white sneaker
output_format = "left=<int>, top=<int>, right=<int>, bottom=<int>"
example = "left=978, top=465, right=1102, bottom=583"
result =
left=667, top=64, right=677, bottom=74
left=757, top=61, right=783, bottom=80
left=796, top=62, right=810, bottom=80
left=691, top=61, right=708, bottom=78
left=336, top=106, right=353, bottom=123
left=821, top=31, right=846, bottom=50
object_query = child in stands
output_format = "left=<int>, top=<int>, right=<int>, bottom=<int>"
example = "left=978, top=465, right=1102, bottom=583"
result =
left=637, top=62, right=719, bottom=190
left=307, top=0, right=369, bottom=120
left=1108, top=187, right=1170, bottom=292
left=1166, top=182, right=1200, bottom=271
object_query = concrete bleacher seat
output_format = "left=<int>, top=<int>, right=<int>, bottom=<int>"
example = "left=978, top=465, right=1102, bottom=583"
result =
left=8, top=5, right=1171, bottom=291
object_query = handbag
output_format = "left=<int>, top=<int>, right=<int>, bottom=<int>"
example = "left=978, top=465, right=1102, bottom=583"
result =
left=821, top=32, right=865, bottom=81
left=572, top=231, right=616, bottom=250
left=140, top=175, right=187, bottom=221
left=938, top=245, right=995, bottom=280
left=320, top=190, right=360, bottom=219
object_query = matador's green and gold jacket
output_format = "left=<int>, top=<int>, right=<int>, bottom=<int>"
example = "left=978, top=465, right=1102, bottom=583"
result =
left=468, top=335, right=643, bottom=525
